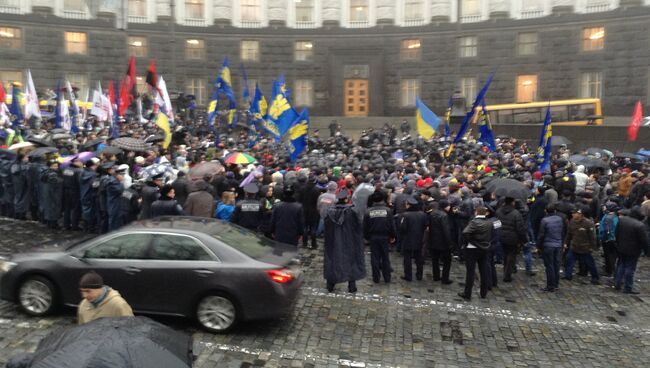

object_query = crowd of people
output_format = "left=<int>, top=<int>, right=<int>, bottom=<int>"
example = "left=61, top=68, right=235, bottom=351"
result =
left=0, top=113, right=649, bottom=299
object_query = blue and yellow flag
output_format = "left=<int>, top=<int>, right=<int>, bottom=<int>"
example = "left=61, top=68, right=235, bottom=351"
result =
left=267, top=77, right=299, bottom=140
left=415, top=97, right=440, bottom=140
left=478, top=98, right=496, bottom=151
left=287, top=108, right=309, bottom=162
left=155, top=112, right=172, bottom=149
left=250, top=82, right=267, bottom=123
left=444, top=95, right=452, bottom=141
left=537, top=103, right=552, bottom=172
left=446, top=72, right=494, bottom=157
left=240, top=63, right=250, bottom=107
left=8, top=84, right=22, bottom=129
left=216, top=57, right=237, bottom=127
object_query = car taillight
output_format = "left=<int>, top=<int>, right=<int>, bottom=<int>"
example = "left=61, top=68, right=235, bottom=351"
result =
left=266, top=269, right=294, bottom=284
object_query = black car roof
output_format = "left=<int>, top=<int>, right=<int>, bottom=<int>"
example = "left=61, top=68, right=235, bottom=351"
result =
left=123, top=216, right=228, bottom=235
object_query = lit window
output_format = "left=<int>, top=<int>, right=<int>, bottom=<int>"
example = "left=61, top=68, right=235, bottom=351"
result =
left=0, top=70, right=22, bottom=95
left=460, top=77, right=477, bottom=99
left=516, top=74, right=538, bottom=103
left=580, top=72, right=602, bottom=99
left=186, top=78, right=206, bottom=105
left=582, top=27, right=605, bottom=51
left=461, top=0, right=480, bottom=15
left=63, top=0, right=84, bottom=11
left=404, top=0, right=424, bottom=21
left=294, top=79, right=313, bottom=107
left=296, top=0, right=314, bottom=22
left=400, top=39, right=421, bottom=61
left=185, top=0, right=204, bottom=19
left=350, top=0, right=369, bottom=22
left=294, top=41, right=313, bottom=61
left=66, top=73, right=89, bottom=101
left=241, top=40, right=259, bottom=62
left=64, top=31, right=87, bottom=55
left=128, top=36, right=148, bottom=58
left=459, top=36, right=477, bottom=58
left=0, top=27, right=21, bottom=49
left=128, top=0, right=147, bottom=16
left=241, top=0, right=261, bottom=22
left=185, top=39, right=205, bottom=60
left=400, top=79, right=420, bottom=107
left=517, top=32, right=538, bottom=56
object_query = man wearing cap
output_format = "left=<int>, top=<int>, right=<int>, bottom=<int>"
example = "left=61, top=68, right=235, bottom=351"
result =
left=458, top=206, right=493, bottom=300
left=399, top=195, right=427, bottom=281
left=139, top=173, right=163, bottom=220
left=106, top=165, right=126, bottom=231
left=77, top=271, right=133, bottom=325
left=79, top=159, right=99, bottom=233
left=428, top=199, right=454, bottom=285
left=41, top=159, right=63, bottom=230
left=232, top=183, right=262, bottom=231
left=364, top=191, right=396, bottom=283
left=270, top=185, right=304, bottom=246
left=564, top=208, right=600, bottom=284
left=62, top=156, right=82, bottom=231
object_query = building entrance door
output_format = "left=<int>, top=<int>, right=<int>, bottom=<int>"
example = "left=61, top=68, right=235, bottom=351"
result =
left=343, top=79, right=368, bottom=117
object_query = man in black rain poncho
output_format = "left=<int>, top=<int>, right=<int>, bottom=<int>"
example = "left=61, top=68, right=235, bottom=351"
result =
left=323, top=190, right=366, bottom=293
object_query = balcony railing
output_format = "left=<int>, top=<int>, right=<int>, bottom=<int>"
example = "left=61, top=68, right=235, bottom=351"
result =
left=348, top=20, right=370, bottom=28
left=403, top=18, right=426, bottom=27
left=240, top=20, right=263, bottom=28
left=0, top=5, right=21, bottom=14
left=460, top=15, right=482, bottom=23
left=62, top=10, right=89, bottom=19
left=585, top=3, right=610, bottom=13
left=294, top=20, right=317, bottom=29
left=128, top=15, right=149, bottom=24
left=184, top=18, right=207, bottom=27
left=520, top=10, right=544, bottom=19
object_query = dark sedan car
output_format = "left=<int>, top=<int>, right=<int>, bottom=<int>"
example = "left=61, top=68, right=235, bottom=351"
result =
left=0, top=217, right=301, bottom=333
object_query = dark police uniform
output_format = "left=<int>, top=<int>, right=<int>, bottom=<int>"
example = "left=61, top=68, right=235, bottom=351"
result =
left=79, top=167, right=98, bottom=233
left=364, top=201, right=396, bottom=283
left=399, top=196, right=428, bottom=281
left=232, top=199, right=262, bottom=231
left=62, top=165, right=82, bottom=230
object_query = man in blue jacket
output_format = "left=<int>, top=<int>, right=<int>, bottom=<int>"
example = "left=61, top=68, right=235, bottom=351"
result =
left=537, top=204, right=566, bottom=292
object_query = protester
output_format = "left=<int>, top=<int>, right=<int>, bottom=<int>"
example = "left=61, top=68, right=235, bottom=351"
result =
left=458, top=206, right=493, bottom=300
left=150, top=184, right=184, bottom=217
left=184, top=179, right=215, bottom=218
left=564, top=208, right=600, bottom=284
left=77, top=271, right=134, bottom=325
left=537, top=204, right=565, bottom=292
left=614, top=207, right=649, bottom=294
left=270, top=186, right=304, bottom=246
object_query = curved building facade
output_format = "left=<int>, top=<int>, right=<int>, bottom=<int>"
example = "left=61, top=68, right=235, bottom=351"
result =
left=0, top=0, right=648, bottom=116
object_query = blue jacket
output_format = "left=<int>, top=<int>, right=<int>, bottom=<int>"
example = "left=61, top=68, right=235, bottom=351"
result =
left=215, top=201, right=235, bottom=221
left=598, top=213, right=618, bottom=243
left=537, top=214, right=565, bottom=248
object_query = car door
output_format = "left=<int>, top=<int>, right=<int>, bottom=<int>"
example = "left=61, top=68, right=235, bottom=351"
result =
left=62, top=233, right=154, bottom=310
left=135, top=233, right=220, bottom=314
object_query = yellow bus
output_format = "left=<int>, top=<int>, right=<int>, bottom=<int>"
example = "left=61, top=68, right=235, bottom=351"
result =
left=481, top=98, right=603, bottom=126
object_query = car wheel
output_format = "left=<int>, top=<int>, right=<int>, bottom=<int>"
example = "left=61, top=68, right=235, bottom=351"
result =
left=18, top=276, right=56, bottom=316
left=196, top=293, right=238, bottom=333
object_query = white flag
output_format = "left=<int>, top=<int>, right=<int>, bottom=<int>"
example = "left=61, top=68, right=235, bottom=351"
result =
left=643, top=116, right=650, bottom=127
left=59, top=91, right=71, bottom=131
left=155, top=76, right=174, bottom=123
left=24, top=70, right=41, bottom=119
left=90, top=89, right=111, bottom=122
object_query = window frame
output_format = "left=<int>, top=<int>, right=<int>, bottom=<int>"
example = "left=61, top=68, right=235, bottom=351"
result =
left=579, top=71, right=603, bottom=99
left=185, top=77, right=207, bottom=105
left=350, top=0, right=370, bottom=22
left=0, top=70, right=23, bottom=95
left=460, top=77, right=477, bottom=100
left=404, top=0, right=424, bottom=21
left=294, top=79, right=314, bottom=107
left=240, top=0, right=262, bottom=22
left=399, top=78, right=420, bottom=108
left=0, top=26, right=22, bottom=50
left=582, top=26, right=605, bottom=52
left=240, top=40, right=260, bottom=62
left=295, top=0, right=315, bottom=22
left=64, top=31, right=88, bottom=55
left=185, top=38, right=205, bottom=60
left=516, top=32, right=538, bottom=56
left=185, top=0, right=205, bottom=19
left=128, top=0, right=147, bottom=17
left=294, top=41, right=314, bottom=62
left=516, top=74, right=538, bottom=103
left=458, top=36, right=477, bottom=58
left=128, top=35, right=148, bottom=58
left=400, top=39, right=422, bottom=61
left=461, top=0, right=481, bottom=16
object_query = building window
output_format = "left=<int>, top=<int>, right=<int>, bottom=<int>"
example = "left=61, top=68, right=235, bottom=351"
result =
left=582, top=27, right=604, bottom=51
left=128, top=0, right=147, bottom=16
left=459, top=36, right=477, bottom=58
left=186, top=78, right=206, bottom=105
left=296, top=0, right=315, bottom=22
left=294, top=79, right=313, bottom=107
left=241, top=0, right=261, bottom=22
left=294, top=41, right=313, bottom=61
left=461, top=0, right=480, bottom=15
left=0, top=27, right=22, bottom=49
left=63, top=0, right=84, bottom=11
left=0, top=70, right=22, bottom=94
left=135, top=76, right=147, bottom=94
left=185, top=0, right=204, bottom=19
left=580, top=72, right=602, bottom=99
left=400, top=39, right=421, bottom=61
left=400, top=79, right=420, bottom=107
left=64, top=31, right=87, bottom=55
left=240, top=40, right=259, bottom=62
left=185, top=39, right=205, bottom=60
left=404, top=0, right=424, bottom=20
left=350, top=0, right=369, bottom=22
left=67, top=73, right=89, bottom=101
left=460, top=77, right=477, bottom=99
left=517, top=32, right=537, bottom=56
left=128, top=36, right=147, bottom=58
left=516, top=74, right=538, bottom=103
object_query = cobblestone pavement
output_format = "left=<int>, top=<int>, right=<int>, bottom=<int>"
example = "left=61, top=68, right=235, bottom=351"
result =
left=1, top=218, right=650, bottom=367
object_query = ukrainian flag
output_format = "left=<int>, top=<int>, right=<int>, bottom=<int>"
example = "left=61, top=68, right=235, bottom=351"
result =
left=537, top=103, right=552, bottom=172
left=478, top=98, right=496, bottom=151
left=250, top=82, right=267, bottom=123
left=287, top=108, right=309, bottom=162
left=155, top=112, right=172, bottom=149
left=267, top=77, right=299, bottom=139
left=415, top=97, right=440, bottom=140
left=216, top=57, right=237, bottom=127
left=8, top=84, right=23, bottom=129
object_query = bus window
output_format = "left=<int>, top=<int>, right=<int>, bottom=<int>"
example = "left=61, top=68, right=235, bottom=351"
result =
left=497, top=110, right=514, bottom=124
left=513, top=108, right=541, bottom=124
left=568, top=104, right=596, bottom=121
left=550, top=106, right=568, bottom=122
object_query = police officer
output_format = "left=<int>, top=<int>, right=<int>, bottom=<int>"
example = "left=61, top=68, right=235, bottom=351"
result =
left=11, top=153, right=30, bottom=220
left=231, top=183, right=262, bottom=231
left=96, top=162, right=115, bottom=234
left=79, top=159, right=99, bottom=233
left=363, top=191, right=396, bottom=283
left=27, top=156, right=45, bottom=221
left=106, top=165, right=125, bottom=231
left=399, top=195, right=428, bottom=281
left=139, top=173, right=163, bottom=220
left=62, top=156, right=82, bottom=230
left=120, top=181, right=142, bottom=225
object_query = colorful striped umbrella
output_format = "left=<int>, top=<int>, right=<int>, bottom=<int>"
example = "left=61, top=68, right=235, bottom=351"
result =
left=224, top=152, right=257, bottom=165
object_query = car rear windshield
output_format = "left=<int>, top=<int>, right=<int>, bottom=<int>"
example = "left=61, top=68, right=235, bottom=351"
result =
left=211, top=226, right=278, bottom=259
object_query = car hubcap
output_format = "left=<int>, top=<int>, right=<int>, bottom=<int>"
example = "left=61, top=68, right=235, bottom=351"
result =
left=19, top=280, right=52, bottom=314
left=197, top=296, right=236, bottom=331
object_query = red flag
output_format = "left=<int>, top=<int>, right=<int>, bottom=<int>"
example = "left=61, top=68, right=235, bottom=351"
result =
left=627, top=101, right=643, bottom=142
left=0, top=81, right=6, bottom=103
left=119, top=80, right=130, bottom=116
left=125, top=56, right=137, bottom=98
left=145, top=59, right=158, bottom=92
left=108, top=80, right=115, bottom=107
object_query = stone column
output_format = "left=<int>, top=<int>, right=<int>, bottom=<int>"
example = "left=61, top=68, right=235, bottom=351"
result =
left=552, top=0, right=574, bottom=14
left=322, top=0, right=341, bottom=27
left=376, top=0, right=395, bottom=25
left=431, top=0, right=452, bottom=22
left=268, top=0, right=288, bottom=27
left=213, top=0, right=232, bottom=26
left=489, top=0, right=510, bottom=19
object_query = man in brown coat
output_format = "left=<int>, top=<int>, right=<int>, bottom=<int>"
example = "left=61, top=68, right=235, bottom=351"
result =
left=563, top=208, right=600, bottom=284
left=77, top=272, right=134, bottom=324
left=183, top=179, right=215, bottom=218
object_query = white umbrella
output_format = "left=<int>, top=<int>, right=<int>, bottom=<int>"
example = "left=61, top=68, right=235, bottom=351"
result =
left=8, top=141, right=34, bottom=151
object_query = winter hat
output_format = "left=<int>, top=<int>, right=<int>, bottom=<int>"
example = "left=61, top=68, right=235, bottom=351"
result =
left=79, top=272, right=104, bottom=289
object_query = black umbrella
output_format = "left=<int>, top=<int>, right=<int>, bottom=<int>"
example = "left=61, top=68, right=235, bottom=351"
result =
left=585, top=147, right=613, bottom=158
left=25, top=317, right=192, bottom=368
left=27, top=136, right=55, bottom=147
left=569, top=154, right=609, bottom=169
left=27, top=147, right=58, bottom=158
left=111, top=137, right=151, bottom=152
left=145, top=134, right=166, bottom=143
left=98, top=146, right=123, bottom=155
left=615, top=152, right=641, bottom=160
left=550, top=136, right=572, bottom=146
left=80, top=138, right=104, bottom=151
left=485, top=178, right=530, bottom=200
left=0, top=148, right=17, bottom=160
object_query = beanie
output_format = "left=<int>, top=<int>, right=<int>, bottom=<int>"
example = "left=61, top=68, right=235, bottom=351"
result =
left=79, top=271, right=104, bottom=289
